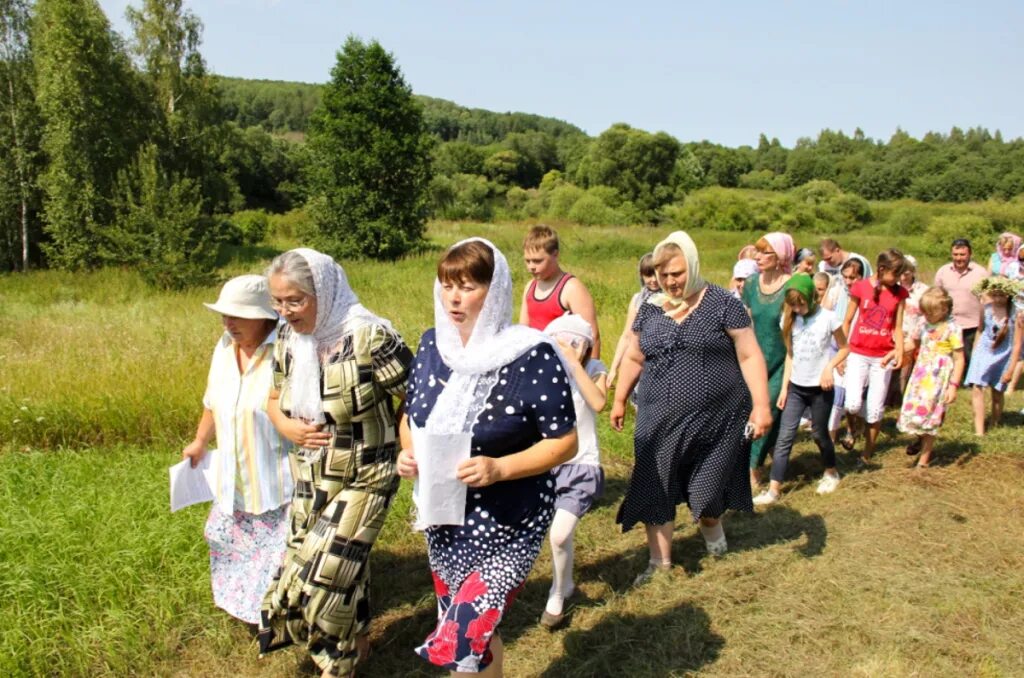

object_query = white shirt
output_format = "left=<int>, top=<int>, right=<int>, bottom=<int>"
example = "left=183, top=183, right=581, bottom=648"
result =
left=203, top=329, right=293, bottom=514
left=784, top=308, right=841, bottom=388
left=565, top=358, right=607, bottom=466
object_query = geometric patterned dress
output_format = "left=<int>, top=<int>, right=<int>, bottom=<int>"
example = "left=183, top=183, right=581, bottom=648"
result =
left=258, top=322, right=413, bottom=677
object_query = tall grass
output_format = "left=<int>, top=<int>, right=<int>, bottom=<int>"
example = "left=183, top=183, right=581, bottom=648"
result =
left=4, top=222, right=1020, bottom=676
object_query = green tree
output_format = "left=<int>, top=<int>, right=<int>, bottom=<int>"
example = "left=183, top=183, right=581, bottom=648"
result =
left=0, top=0, right=41, bottom=270
left=33, top=0, right=144, bottom=269
left=306, top=37, right=432, bottom=259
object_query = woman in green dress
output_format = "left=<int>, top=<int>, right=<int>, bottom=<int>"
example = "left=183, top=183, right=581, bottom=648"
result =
left=741, top=232, right=794, bottom=490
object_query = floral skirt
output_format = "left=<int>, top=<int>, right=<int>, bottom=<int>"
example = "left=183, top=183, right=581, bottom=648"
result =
left=416, top=487, right=555, bottom=672
left=204, top=503, right=289, bottom=624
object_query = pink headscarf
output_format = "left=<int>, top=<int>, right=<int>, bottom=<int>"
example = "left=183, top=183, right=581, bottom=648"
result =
left=762, top=232, right=795, bottom=274
left=997, top=232, right=1022, bottom=268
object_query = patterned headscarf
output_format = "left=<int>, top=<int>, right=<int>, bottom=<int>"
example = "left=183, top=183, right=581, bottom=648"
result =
left=763, top=232, right=795, bottom=274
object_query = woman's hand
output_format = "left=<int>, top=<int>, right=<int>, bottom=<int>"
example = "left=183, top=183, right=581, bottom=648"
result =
left=280, top=418, right=331, bottom=449
left=396, top=447, right=418, bottom=478
left=820, top=367, right=834, bottom=391
left=610, top=400, right=627, bottom=432
left=775, top=387, right=788, bottom=411
left=747, top=404, right=774, bottom=440
left=182, top=439, right=207, bottom=468
left=456, top=456, right=504, bottom=488
left=555, top=337, right=586, bottom=364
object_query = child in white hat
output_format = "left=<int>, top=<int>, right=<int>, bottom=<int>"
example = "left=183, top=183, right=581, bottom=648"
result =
left=540, top=314, right=607, bottom=629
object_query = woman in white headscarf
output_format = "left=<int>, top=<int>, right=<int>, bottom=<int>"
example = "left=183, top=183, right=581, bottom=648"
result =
left=396, top=238, right=578, bottom=676
left=259, top=248, right=413, bottom=678
left=610, top=231, right=772, bottom=585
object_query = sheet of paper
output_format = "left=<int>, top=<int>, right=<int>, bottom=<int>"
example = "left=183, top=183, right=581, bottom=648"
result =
left=169, top=452, right=215, bottom=513
left=411, top=426, right=472, bottom=529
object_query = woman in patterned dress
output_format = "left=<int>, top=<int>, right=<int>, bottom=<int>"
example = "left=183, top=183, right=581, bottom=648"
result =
left=610, top=231, right=772, bottom=585
left=396, top=238, right=578, bottom=675
left=181, top=275, right=292, bottom=627
left=259, top=248, right=413, bottom=678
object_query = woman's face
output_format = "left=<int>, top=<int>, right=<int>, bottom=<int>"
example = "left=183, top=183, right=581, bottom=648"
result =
left=900, top=269, right=916, bottom=287
left=441, top=277, right=489, bottom=342
left=641, top=271, right=660, bottom=292
left=796, top=256, right=816, bottom=274
left=656, top=254, right=689, bottom=299
left=814, top=277, right=828, bottom=302
left=269, top=274, right=317, bottom=334
left=1001, top=241, right=1016, bottom=257
left=222, top=315, right=272, bottom=347
left=756, top=246, right=779, bottom=273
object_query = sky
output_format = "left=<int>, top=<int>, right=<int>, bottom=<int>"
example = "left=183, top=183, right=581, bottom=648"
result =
left=97, top=0, right=1024, bottom=147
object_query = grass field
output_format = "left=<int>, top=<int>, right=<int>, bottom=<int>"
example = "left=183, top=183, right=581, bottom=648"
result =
left=2, top=222, right=1023, bottom=677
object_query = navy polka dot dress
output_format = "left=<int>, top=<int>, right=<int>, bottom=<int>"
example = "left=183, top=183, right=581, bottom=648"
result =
left=617, top=284, right=755, bottom=530
left=406, top=329, right=576, bottom=672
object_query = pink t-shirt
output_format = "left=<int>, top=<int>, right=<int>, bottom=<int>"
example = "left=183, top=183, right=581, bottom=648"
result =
left=848, top=279, right=909, bottom=357
left=933, top=262, right=987, bottom=331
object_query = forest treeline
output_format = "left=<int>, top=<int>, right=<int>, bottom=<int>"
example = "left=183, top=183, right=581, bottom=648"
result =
left=3, top=0, right=1024, bottom=278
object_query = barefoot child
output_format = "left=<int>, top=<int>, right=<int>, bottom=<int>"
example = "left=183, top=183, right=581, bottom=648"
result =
left=521, top=225, right=602, bottom=357
left=963, top=277, right=1024, bottom=435
left=842, top=249, right=909, bottom=463
left=542, top=315, right=607, bottom=629
left=753, top=274, right=849, bottom=505
left=898, top=288, right=966, bottom=467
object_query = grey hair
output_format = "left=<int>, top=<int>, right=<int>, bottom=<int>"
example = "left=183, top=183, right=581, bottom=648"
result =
left=266, top=250, right=316, bottom=297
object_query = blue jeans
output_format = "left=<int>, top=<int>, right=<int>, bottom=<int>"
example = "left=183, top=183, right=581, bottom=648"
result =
left=770, top=383, right=836, bottom=483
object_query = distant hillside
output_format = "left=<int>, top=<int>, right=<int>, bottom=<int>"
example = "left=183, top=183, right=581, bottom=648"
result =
left=215, top=76, right=587, bottom=143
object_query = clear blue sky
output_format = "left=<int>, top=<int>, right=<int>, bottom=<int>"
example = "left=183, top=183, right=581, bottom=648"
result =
left=98, top=0, right=1024, bottom=147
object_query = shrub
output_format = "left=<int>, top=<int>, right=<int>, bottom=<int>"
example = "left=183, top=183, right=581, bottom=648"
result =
left=885, top=207, right=929, bottom=236
left=568, top=194, right=623, bottom=226
left=230, top=209, right=270, bottom=245
left=545, top=184, right=585, bottom=219
left=738, top=169, right=777, bottom=190
left=924, top=214, right=995, bottom=257
left=267, top=207, right=311, bottom=240
left=668, top=187, right=755, bottom=231
left=790, top=179, right=841, bottom=205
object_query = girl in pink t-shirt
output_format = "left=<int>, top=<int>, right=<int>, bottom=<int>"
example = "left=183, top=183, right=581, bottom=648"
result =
left=841, top=249, right=909, bottom=463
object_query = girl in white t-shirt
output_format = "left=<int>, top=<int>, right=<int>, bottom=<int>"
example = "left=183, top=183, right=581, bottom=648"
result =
left=541, top=315, right=607, bottom=629
left=754, top=274, right=849, bottom=505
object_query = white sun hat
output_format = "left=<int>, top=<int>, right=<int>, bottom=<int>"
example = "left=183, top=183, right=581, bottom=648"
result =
left=544, top=314, right=594, bottom=345
left=203, top=274, right=278, bottom=320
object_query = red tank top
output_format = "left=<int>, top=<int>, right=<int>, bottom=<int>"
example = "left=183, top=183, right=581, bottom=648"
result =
left=526, top=273, right=574, bottom=331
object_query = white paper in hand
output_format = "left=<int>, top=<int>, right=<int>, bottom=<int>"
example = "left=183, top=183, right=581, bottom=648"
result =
left=169, top=452, right=215, bottom=513
left=411, top=424, right=471, bottom=529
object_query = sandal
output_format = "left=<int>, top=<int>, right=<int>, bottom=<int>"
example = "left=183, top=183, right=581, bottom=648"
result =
left=839, top=433, right=856, bottom=452
left=905, top=438, right=922, bottom=456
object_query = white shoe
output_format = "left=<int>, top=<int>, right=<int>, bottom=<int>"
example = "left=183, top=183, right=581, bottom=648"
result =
left=752, top=489, right=779, bottom=506
left=705, top=535, right=728, bottom=556
left=633, top=561, right=670, bottom=586
left=816, top=473, right=841, bottom=494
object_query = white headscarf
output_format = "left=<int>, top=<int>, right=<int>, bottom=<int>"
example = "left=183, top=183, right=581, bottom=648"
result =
left=286, top=247, right=392, bottom=424
left=647, top=230, right=707, bottom=311
left=426, top=237, right=572, bottom=435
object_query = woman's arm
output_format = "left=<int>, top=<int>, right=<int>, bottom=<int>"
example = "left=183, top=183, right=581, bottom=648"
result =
left=727, top=326, right=773, bottom=438
left=267, top=389, right=331, bottom=448
left=610, top=332, right=645, bottom=432
left=456, top=430, right=578, bottom=488
left=182, top=408, right=215, bottom=467
left=608, top=300, right=640, bottom=386
left=396, top=414, right=417, bottom=478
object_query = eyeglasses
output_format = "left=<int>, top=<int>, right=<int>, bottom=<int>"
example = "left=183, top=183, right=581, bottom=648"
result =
left=271, top=296, right=309, bottom=312
left=756, top=250, right=777, bottom=259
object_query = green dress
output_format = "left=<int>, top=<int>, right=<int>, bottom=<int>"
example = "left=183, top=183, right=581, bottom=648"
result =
left=741, top=274, right=787, bottom=468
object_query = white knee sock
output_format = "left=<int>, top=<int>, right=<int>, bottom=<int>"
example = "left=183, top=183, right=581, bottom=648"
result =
left=546, top=509, right=579, bottom=615
left=699, top=521, right=727, bottom=554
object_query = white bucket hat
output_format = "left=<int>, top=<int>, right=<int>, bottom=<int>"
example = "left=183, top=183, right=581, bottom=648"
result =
left=543, top=314, right=594, bottom=345
left=203, top=274, right=278, bottom=320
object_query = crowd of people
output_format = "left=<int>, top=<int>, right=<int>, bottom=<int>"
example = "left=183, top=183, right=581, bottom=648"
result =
left=179, top=226, right=1024, bottom=676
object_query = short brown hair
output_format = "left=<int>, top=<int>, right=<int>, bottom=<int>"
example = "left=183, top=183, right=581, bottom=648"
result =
left=438, top=240, right=495, bottom=286
left=820, top=238, right=840, bottom=253
left=523, top=224, right=559, bottom=254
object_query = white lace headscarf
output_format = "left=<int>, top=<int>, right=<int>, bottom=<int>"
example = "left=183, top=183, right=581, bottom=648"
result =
left=425, top=237, right=573, bottom=435
left=278, top=247, right=392, bottom=424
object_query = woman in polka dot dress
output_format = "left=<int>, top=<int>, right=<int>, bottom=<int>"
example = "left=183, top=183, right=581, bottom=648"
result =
left=611, top=231, right=773, bottom=585
left=397, top=238, right=578, bottom=675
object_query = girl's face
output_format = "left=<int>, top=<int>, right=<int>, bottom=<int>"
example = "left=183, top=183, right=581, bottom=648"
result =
left=641, top=271, right=660, bottom=292
left=841, top=269, right=862, bottom=289
left=1001, top=241, right=1016, bottom=257
left=814, top=277, right=828, bottom=302
left=878, top=268, right=900, bottom=287
left=922, top=305, right=947, bottom=324
left=988, top=291, right=1010, bottom=309
left=900, top=269, right=915, bottom=287
left=796, top=256, right=816, bottom=274
left=790, top=295, right=810, bottom=317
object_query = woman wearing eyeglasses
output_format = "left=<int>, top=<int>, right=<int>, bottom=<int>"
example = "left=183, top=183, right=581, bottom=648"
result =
left=259, top=248, right=414, bottom=678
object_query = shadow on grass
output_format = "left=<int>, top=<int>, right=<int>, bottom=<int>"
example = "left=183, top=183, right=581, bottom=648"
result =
left=929, top=439, right=981, bottom=467
left=539, top=604, right=722, bottom=677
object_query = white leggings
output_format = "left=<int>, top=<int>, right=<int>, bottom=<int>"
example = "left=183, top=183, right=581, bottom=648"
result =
left=843, top=352, right=892, bottom=424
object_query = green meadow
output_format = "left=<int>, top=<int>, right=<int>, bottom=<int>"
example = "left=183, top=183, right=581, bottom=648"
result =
left=2, top=222, right=1023, bottom=677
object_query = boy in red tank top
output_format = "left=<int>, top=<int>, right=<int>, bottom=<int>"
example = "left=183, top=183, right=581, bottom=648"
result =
left=520, top=225, right=602, bottom=357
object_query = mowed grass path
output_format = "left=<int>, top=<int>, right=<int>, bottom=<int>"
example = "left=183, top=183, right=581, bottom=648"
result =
left=2, top=223, right=1023, bottom=676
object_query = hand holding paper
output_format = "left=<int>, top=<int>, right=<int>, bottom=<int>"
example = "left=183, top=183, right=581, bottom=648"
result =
left=169, top=452, right=216, bottom=513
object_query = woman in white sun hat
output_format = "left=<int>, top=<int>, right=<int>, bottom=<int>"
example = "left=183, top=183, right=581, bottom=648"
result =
left=181, top=274, right=293, bottom=629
